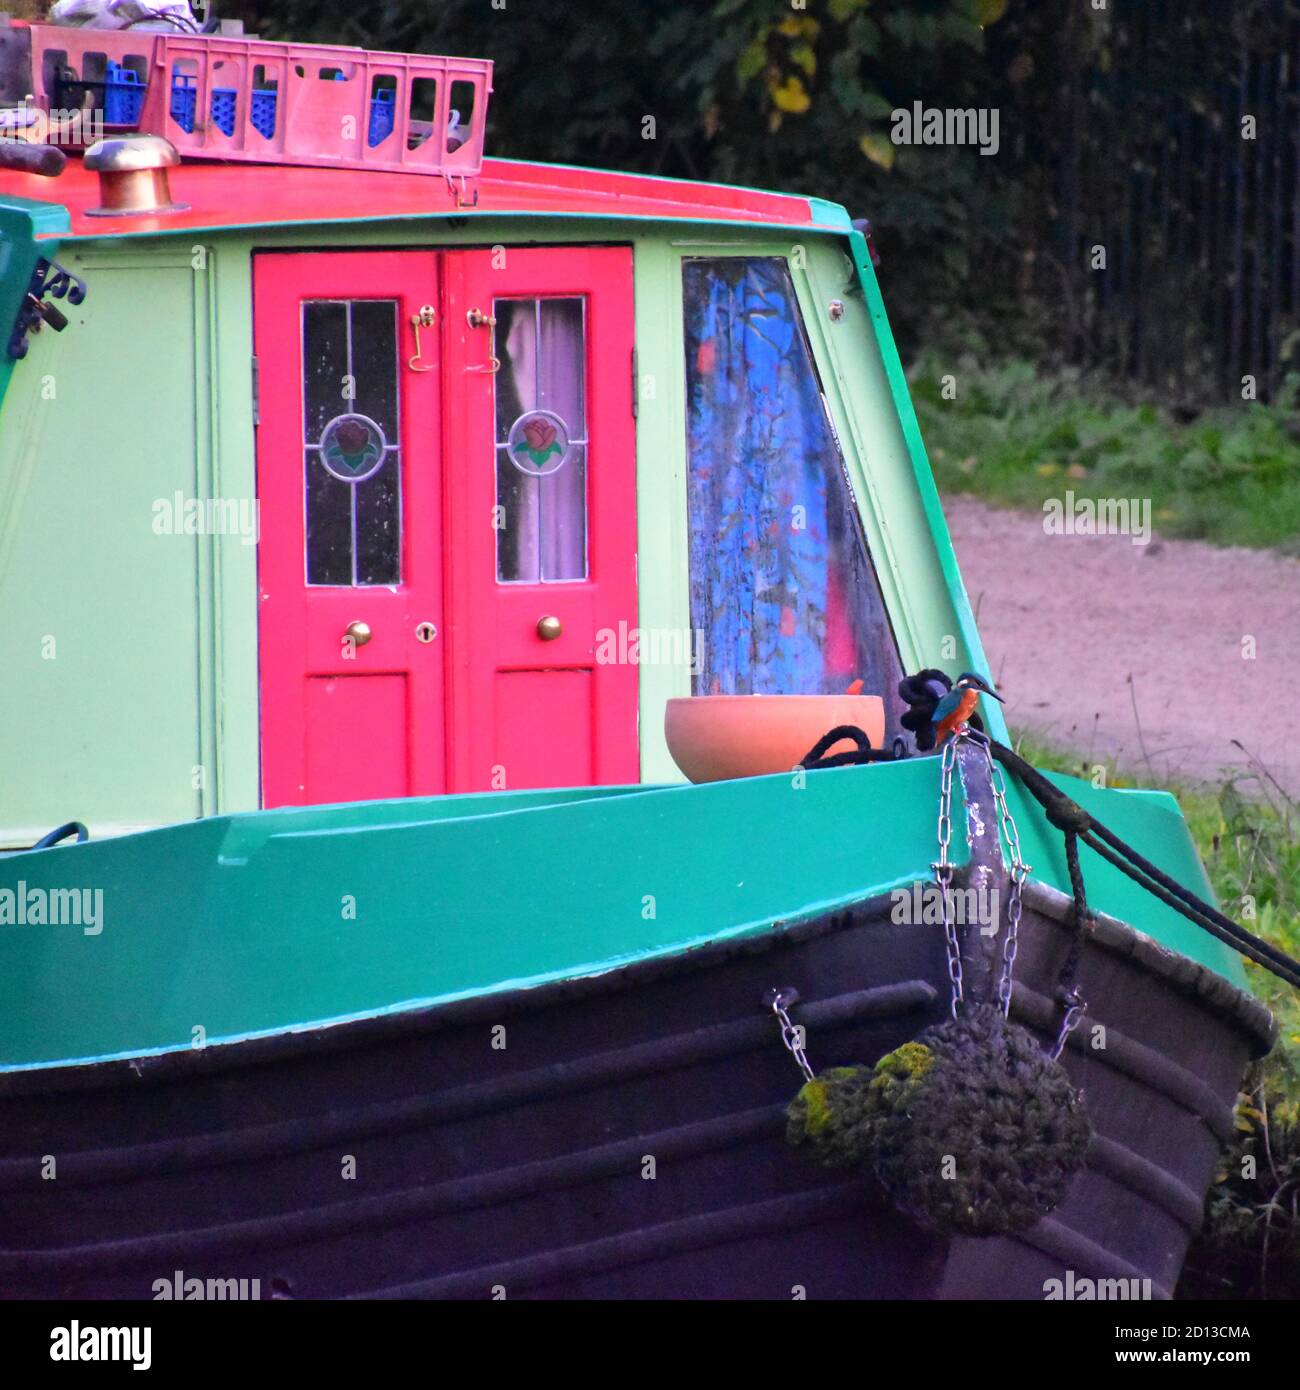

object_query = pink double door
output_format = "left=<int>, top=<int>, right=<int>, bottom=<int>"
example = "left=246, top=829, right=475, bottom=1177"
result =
left=254, top=246, right=639, bottom=806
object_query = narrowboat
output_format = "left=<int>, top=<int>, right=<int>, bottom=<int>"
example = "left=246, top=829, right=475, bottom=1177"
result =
left=0, top=15, right=1285, bottom=1300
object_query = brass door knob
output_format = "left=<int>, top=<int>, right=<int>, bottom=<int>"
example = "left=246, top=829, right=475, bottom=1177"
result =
left=536, top=615, right=562, bottom=641
left=345, top=620, right=372, bottom=647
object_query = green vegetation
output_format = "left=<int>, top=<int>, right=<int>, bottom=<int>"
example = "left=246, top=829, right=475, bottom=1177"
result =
left=1014, top=732, right=1300, bottom=1296
left=914, top=358, right=1300, bottom=551
left=239, top=0, right=1049, bottom=359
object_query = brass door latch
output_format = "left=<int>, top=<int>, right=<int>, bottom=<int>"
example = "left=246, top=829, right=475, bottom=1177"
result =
left=466, top=307, right=500, bottom=374
left=408, top=305, right=435, bottom=372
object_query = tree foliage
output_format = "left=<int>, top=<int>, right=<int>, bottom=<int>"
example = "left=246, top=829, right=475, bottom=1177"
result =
left=222, top=1, right=1300, bottom=397
left=228, top=0, right=1031, bottom=352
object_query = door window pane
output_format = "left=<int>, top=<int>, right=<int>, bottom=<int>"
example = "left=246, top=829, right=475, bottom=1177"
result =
left=682, top=257, right=905, bottom=736
left=302, top=299, right=401, bottom=586
left=493, top=297, right=588, bottom=583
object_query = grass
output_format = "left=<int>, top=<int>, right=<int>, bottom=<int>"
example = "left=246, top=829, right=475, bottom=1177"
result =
left=1013, top=731, right=1300, bottom=1296
left=911, top=356, right=1300, bottom=552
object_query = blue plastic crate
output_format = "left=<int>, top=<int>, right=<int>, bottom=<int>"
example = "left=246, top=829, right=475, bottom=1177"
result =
left=103, top=62, right=144, bottom=126
left=250, top=87, right=277, bottom=140
left=170, top=73, right=196, bottom=134
left=368, top=88, right=395, bottom=147
left=210, top=86, right=237, bottom=137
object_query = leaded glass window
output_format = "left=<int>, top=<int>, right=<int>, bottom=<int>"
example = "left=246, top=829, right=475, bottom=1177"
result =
left=493, top=297, right=588, bottom=583
left=302, top=299, right=401, bottom=586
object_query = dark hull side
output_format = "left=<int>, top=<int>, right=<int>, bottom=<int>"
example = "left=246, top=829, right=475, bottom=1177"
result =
left=0, top=882, right=1271, bottom=1300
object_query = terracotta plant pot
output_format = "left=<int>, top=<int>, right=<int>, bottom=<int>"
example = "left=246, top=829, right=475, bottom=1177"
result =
left=664, top=694, right=887, bottom=784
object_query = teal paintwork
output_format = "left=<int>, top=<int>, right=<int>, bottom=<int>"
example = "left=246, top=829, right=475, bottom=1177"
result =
left=0, top=195, right=69, bottom=405
left=0, top=755, right=1242, bottom=1072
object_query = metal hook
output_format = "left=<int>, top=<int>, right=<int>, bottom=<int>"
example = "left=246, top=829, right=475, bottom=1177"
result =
left=408, top=305, right=435, bottom=372
left=466, top=306, right=500, bottom=374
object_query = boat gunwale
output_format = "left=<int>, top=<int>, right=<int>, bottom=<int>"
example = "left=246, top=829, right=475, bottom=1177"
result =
left=1020, top=877, right=1276, bottom=1056
left=0, top=873, right=1274, bottom=1098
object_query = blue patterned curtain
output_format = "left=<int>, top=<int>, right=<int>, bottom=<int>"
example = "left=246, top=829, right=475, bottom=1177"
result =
left=683, top=257, right=904, bottom=730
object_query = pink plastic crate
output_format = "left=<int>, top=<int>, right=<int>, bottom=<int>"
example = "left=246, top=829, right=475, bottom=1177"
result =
left=27, top=24, right=492, bottom=179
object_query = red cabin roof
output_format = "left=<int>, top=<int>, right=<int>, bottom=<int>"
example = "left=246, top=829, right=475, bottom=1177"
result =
left=0, top=155, right=849, bottom=241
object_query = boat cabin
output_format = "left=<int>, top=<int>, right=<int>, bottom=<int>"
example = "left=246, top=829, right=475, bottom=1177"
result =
left=0, top=18, right=998, bottom=846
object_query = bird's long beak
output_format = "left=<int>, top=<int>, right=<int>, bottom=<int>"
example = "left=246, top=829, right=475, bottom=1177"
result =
left=977, top=681, right=1005, bottom=703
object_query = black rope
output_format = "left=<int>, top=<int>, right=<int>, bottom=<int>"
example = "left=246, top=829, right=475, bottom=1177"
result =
left=798, top=725, right=905, bottom=770
left=1079, top=830, right=1300, bottom=990
left=1058, top=829, right=1091, bottom=998
left=988, top=739, right=1300, bottom=992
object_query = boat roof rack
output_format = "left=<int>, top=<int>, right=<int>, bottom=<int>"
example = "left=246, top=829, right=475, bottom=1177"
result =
left=3, top=19, right=491, bottom=182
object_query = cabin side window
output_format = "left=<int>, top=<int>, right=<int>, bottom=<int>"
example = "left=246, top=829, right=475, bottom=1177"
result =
left=681, top=256, right=905, bottom=720
left=301, top=299, right=402, bottom=586
left=493, top=297, right=589, bottom=583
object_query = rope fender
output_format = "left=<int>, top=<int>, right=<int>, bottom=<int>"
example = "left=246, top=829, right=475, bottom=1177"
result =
left=787, top=1006, right=1093, bottom=1236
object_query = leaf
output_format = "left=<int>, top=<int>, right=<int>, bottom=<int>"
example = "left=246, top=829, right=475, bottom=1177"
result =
left=828, top=0, right=870, bottom=20
left=977, top=0, right=1009, bottom=24
left=769, top=75, right=812, bottom=114
left=736, top=38, right=768, bottom=85
left=790, top=43, right=817, bottom=78
left=858, top=131, right=895, bottom=169
left=847, top=13, right=883, bottom=57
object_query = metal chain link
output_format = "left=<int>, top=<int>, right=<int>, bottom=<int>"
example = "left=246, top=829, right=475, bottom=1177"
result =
left=933, top=737, right=964, bottom=1019
left=773, top=730, right=1074, bottom=1070
left=1050, top=987, right=1088, bottom=1060
left=984, top=740, right=1032, bottom=1017
left=768, top=988, right=815, bottom=1081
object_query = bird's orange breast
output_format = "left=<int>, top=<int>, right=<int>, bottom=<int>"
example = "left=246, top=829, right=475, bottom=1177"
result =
left=936, top=688, right=980, bottom=743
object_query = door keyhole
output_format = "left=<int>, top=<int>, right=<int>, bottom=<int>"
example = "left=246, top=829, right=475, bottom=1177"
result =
left=415, top=621, right=438, bottom=644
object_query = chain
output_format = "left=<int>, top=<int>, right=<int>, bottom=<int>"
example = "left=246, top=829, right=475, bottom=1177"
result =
left=933, top=737, right=964, bottom=1019
left=1050, top=987, right=1088, bottom=1060
left=768, top=988, right=815, bottom=1081
left=985, top=741, right=1032, bottom=1018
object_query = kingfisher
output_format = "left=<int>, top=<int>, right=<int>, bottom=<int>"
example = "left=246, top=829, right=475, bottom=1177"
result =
left=932, top=671, right=1005, bottom=747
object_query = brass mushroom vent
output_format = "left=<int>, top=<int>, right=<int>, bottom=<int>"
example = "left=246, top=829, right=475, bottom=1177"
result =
left=84, top=136, right=188, bottom=218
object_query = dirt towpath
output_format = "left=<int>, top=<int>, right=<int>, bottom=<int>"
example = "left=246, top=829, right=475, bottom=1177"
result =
left=944, top=495, right=1300, bottom=797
